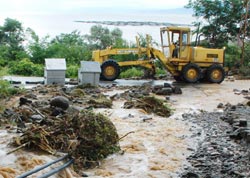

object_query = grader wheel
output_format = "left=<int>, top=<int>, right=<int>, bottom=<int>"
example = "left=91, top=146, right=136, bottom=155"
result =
left=182, top=63, right=201, bottom=83
left=101, top=60, right=120, bottom=81
left=206, top=64, right=225, bottom=83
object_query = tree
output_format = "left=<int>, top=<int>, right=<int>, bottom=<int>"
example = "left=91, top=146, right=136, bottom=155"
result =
left=26, top=28, right=51, bottom=64
left=48, top=30, right=91, bottom=64
left=186, top=0, right=244, bottom=47
left=0, top=18, right=27, bottom=61
left=84, top=25, right=126, bottom=49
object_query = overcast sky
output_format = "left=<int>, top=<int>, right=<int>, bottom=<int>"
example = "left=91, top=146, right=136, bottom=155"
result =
left=1, top=0, right=190, bottom=15
left=0, top=0, right=192, bottom=41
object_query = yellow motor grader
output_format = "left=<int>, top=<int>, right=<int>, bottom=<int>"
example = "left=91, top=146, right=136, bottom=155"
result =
left=92, top=26, right=226, bottom=83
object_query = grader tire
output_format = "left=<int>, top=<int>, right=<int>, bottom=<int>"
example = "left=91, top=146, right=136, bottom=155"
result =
left=101, top=60, right=120, bottom=81
left=182, top=63, right=201, bottom=83
left=206, top=64, right=225, bottom=83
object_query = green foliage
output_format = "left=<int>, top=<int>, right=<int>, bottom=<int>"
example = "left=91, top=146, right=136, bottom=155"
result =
left=66, top=65, right=79, bottom=78
left=27, top=30, right=92, bottom=65
left=154, top=60, right=167, bottom=76
left=9, top=58, right=44, bottom=76
left=0, top=67, right=9, bottom=76
left=136, top=33, right=158, bottom=47
left=85, top=25, right=127, bottom=49
left=47, top=31, right=92, bottom=65
left=0, top=79, right=23, bottom=99
left=239, top=65, right=250, bottom=77
left=27, top=28, right=51, bottom=64
left=156, top=68, right=166, bottom=76
left=120, top=67, right=144, bottom=78
left=243, top=43, right=250, bottom=66
left=186, top=0, right=243, bottom=47
left=0, top=18, right=27, bottom=61
left=224, top=44, right=241, bottom=67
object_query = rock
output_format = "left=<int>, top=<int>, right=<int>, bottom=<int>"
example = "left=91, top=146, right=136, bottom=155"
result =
left=165, top=96, right=170, bottom=100
left=181, top=172, right=200, bottom=178
left=51, top=107, right=65, bottom=116
left=182, top=109, right=250, bottom=178
left=30, top=114, right=43, bottom=121
left=38, top=89, right=48, bottom=94
left=163, top=83, right=172, bottom=88
left=19, top=97, right=32, bottom=106
left=241, top=90, right=248, bottom=94
left=217, top=103, right=224, bottom=108
left=110, top=93, right=120, bottom=100
left=153, top=84, right=182, bottom=95
left=3, top=108, right=15, bottom=117
left=50, top=96, right=69, bottom=110
left=155, top=87, right=173, bottom=95
left=24, top=93, right=37, bottom=99
left=173, top=86, right=182, bottom=94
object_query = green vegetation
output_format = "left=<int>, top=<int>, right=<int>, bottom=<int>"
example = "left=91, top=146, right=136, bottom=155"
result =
left=120, top=67, right=144, bottom=78
left=9, top=58, right=43, bottom=76
left=239, top=66, right=250, bottom=77
left=186, top=0, right=243, bottom=48
left=66, top=65, right=79, bottom=78
left=0, top=80, right=22, bottom=99
left=0, top=66, right=24, bottom=102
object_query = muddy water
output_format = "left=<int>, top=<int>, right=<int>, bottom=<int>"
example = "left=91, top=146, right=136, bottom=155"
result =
left=0, top=79, right=249, bottom=177
left=87, top=101, right=191, bottom=178
left=85, top=80, right=250, bottom=178
left=170, top=80, right=249, bottom=112
left=0, top=129, right=63, bottom=177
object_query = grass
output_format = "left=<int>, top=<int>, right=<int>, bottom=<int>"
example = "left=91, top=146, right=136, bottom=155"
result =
left=120, top=67, right=144, bottom=78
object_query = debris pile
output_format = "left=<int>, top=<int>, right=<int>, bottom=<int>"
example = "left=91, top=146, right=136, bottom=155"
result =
left=13, top=110, right=120, bottom=170
left=124, top=96, right=172, bottom=117
left=114, top=83, right=182, bottom=100
left=108, top=84, right=174, bottom=117
left=152, top=83, right=182, bottom=95
left=0, top=85, right=120, bottom=172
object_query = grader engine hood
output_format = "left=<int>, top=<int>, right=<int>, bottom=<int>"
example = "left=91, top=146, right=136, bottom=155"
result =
left=191, top=47, right=225, bottom=65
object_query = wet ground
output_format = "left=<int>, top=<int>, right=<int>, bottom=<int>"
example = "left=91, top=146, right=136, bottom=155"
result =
left=0, top=78, right=249, bottom=177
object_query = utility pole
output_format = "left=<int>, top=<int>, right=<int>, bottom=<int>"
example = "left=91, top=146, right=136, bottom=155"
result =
left=240, top=0, right=250, bottom=66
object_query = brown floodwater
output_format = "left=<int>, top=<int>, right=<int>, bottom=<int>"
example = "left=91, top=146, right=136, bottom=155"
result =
left=85, top=80, right=250, bottom=178
left=0, top=79, right=249, bottom=177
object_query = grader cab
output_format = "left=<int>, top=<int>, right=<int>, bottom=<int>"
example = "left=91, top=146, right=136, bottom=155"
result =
left=92, top=26, right=226, bottom=83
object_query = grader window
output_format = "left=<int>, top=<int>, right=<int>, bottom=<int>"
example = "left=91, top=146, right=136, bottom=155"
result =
left=182, top=33, right=188, bottom=45
left=207, top=54, right=218, bottom=58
